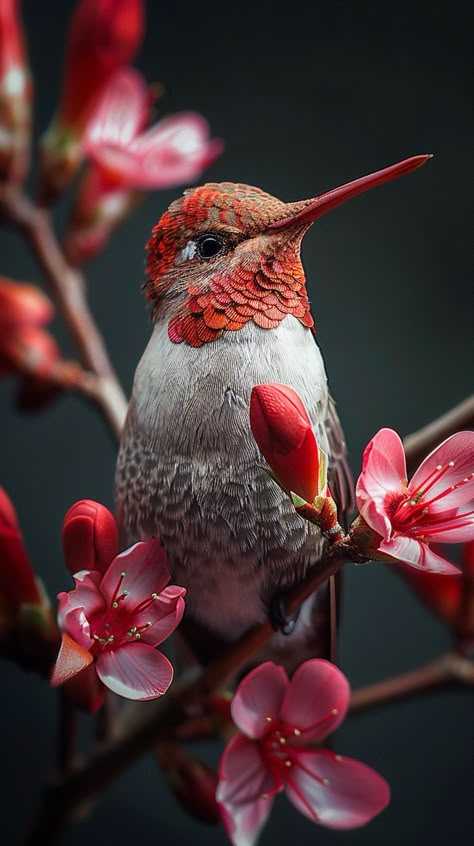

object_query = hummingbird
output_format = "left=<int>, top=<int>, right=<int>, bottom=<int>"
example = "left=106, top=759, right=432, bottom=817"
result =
left=115, top=154, right=430, bottom=670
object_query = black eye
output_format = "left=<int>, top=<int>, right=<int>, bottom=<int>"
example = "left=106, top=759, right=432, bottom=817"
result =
left=197, top=234, right=224, bottom=259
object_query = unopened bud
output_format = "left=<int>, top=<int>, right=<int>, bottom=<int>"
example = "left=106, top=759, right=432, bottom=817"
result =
left=158, top=742, right=220, bottom=825
left=39, top=0, right=144, bottom=201
left=0, top=487, right=43, bottom=609
left=62, top=499, right=118, bottom=576
left=250, top=383, right=321, bottom=502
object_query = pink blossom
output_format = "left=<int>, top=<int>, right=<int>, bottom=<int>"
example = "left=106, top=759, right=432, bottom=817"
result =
left=83, top=67, right=223, bottom=190
left=53, top=539, right=186, bottom=700
left=356, top=428, right=474, bottom=573
left=217, top=660, right=389, bottom=846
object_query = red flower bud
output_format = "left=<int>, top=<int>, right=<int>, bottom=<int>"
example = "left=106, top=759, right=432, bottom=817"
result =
left=0, top=278, right=52, bottom=330
left=158, top=742, right=220, bottom=825
left=0, top=0, right=31, bottom=182
left=58, top=0, right=144, bottom=131
left=40, top=0, right=144, bottom=198
left=250, top=383, right=320, bottom=502
left=0, top=487, right=42, bottom=608
left=0, top=326, right=60, bottom=379
left=62, top=499, right=118, bottom=575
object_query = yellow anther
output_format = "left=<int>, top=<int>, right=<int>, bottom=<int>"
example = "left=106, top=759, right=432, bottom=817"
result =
left=293, top=728, right=301, bottom=736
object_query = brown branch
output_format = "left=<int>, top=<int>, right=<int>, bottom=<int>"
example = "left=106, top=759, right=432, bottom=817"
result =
left=0, top=185, right=127, bottom=441
left=404, top=395, right=474, bottom=473
left=349, top=652, right=474, bottom=713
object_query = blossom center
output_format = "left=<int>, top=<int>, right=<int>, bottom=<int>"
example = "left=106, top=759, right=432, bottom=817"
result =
left=260, top=722, right=302, bottom=775
left=388, top=462, right=474, bottom=537
left=88, top=571, right=160, bottom=652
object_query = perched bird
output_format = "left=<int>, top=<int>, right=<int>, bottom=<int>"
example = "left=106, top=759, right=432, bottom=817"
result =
left=115, top=155, right=430, bottom=669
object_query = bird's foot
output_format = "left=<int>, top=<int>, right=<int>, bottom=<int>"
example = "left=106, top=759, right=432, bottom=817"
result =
left=269, top=593, right=300, bottom=635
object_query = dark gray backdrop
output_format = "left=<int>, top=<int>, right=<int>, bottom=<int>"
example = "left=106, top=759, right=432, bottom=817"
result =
left=1, top=1, right=472, bottom=844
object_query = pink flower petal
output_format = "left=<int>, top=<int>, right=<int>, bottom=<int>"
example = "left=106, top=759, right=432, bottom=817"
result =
left=285, top=749, right=390, bottom=829
left=51, top=633, right=93, bottom=687
left=91, top=113, right=223, bottom=189
left=96, top=643, right=173, bottom=700
left=218, top=734, right=279, bottom=805
left=84, top=67, right=149, bottom=152
left=231, top=662, right=289, bottom=739
left=356, top=428, right=407, bottom=540
left=280, top=659, right=350, bottom=742
left=218, top=795, right=274, bottom=846
left=57, top=570, right=104, bottom=640
left=58, top=605, right=94, bottom=650
left=379, top=535, right=461, bottom=574
left=217, top=734, right=278, bottom=845
left=136, top=585, right=186, bottom=646
left=100, top=539, right=170, bottom=606
left=420, top=503, right=474, bottom=543
left=131, top=112, right=216, bottom=160
left=410, top=432, right=474, bottom=513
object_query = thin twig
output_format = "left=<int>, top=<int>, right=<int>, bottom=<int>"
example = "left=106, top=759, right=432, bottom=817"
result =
left=0, top=185, right=127, bottom=440
left=349, top=652, right=474, bottom=713
left=404, top=395, right=474, bottom=472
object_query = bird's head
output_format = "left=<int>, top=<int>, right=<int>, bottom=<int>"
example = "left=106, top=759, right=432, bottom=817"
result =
left=145, top=155, right=430, bottom=347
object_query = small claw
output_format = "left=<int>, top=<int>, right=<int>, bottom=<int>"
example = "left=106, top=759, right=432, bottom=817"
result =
left=269, top=593, right=300, bottom=635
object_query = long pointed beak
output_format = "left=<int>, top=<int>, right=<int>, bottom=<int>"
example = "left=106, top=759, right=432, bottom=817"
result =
left=269, top=154, right=432, bottom=230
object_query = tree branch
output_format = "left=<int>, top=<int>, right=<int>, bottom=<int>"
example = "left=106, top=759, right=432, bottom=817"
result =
left=0, top=185, right=127, bottom=441
left=404, top=395, right=474, bottom=473
left=349, top=652, right=474, bottom=713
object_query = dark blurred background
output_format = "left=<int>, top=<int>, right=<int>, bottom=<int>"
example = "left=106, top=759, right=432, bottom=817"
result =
left=1, top=0, right=472, bottom=844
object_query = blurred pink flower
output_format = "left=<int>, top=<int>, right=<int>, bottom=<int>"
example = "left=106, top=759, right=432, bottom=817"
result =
left=83, top=67, right=223, bottom=190
left=53, top=539, right=186, bottom=700
left=356, top=428, right=474, bottom=574
left=217, top=660, right=389, bottom=846
left=65, top=67, right=222, bottom=262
